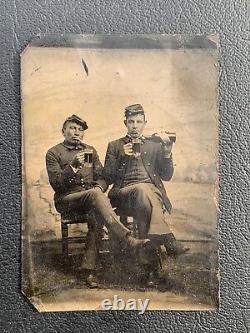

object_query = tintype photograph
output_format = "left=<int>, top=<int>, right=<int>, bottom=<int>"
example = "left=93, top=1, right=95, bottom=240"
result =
left=21, top=34, right=219, bottom=312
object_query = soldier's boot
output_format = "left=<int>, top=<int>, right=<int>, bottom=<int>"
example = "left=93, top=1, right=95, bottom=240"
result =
left=164, top=233, right=190, bottom=256
left=126, top=234, right=151, bottom=250
left=85, top=270, right=99, bottom=289
left=146, top=269, right=161, bottom=288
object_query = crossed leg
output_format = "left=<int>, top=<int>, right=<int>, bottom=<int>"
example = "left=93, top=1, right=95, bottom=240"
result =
left=116, top=183, right=171, bottom=243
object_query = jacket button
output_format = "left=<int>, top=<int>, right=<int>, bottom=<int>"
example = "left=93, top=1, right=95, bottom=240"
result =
left=148, top=163, right=151, bottom=166
left=153, top=174, right=156, bottom=177
left=159, top=184, right=162, bottom=187
left=144, top=151, right=147, bottom=154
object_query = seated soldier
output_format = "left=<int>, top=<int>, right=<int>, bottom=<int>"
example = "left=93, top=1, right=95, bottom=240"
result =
left=104, top=104, right=189, bottom=287
left=46, top=114, right=150, bottom=288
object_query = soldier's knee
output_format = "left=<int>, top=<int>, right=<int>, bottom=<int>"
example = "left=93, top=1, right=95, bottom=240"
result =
left=83, top=188, right=104, bottom=208
left=90, top=187, right=104, bottom=197
left=90, top=188, right=107, bottom=205
left=133, top=191, right=151, bottom=212
left=134, top=184, right=150, bottom=199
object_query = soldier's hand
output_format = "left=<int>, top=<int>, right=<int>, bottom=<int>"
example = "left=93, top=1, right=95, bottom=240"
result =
left=70, top=151, right=85, bottom=168
left=156, top=130, right=172, bottom=145
left=123, top=143, right=133, bottom=156
left=154, top=131, right=173, bottom=156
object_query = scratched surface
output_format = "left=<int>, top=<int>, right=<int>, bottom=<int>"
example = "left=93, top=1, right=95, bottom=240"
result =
left=0, top=1, right=249, bottom=332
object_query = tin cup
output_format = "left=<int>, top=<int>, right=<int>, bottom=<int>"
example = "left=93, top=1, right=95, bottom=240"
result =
left=84, top=148, right=93, bottom=167
left=132, top=138, right=141, bottom=157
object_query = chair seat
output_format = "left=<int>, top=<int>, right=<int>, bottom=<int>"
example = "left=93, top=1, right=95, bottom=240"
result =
left=61, top=211, right=93, bottom=224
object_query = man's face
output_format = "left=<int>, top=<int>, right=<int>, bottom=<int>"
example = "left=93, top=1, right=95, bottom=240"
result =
left=62, top=121, right=84, bottom=144
left=125, top=114, right=146, bottom=138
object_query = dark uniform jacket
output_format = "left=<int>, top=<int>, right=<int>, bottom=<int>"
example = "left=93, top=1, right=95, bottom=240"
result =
left=104, top=136, right=174, bottom=213
left=46, top=141, right=108, bottom=212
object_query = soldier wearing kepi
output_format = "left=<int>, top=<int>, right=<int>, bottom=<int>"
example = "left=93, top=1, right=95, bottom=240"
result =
left=46, top=114, right=150, bottom=288
left=104, top=104, right=189, bottom=286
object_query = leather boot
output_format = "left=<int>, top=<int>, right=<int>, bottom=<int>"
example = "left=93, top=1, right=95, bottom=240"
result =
left=126, top=234, right=150, bottom=250
left=164, top=233, right=190, bottom=256
left=146, top=269, right=161, bottom=288
left=85, top=270, right=99, bottom=289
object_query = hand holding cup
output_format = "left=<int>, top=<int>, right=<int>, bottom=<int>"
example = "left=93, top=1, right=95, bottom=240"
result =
left=123, top=142, right=134, bottom=156
left=71, top=151, right=85, bottom=168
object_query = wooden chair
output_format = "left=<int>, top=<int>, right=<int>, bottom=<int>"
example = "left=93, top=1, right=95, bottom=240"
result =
left=60, top=211, right=95, bottom=257
left=60, top=212, right=109, bottom=259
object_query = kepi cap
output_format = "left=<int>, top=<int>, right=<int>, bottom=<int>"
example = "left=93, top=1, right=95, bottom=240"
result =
left=124, top=104, right=145, bottom=118
left=63, top=114, right=88, bottom=130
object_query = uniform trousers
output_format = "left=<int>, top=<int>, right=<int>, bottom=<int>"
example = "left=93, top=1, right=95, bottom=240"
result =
left=112, top=183, right=172, bottom=268
left=61, top=188, right=130, bottom=270
left=116, top=183, right=171, bottom=242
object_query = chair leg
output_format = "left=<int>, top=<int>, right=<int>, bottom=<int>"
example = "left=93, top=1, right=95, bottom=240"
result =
left=61, top=223, right=69, bottom=257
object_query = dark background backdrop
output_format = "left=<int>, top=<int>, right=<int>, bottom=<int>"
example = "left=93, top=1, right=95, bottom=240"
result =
left=0, top=1, right=249, bottom=332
